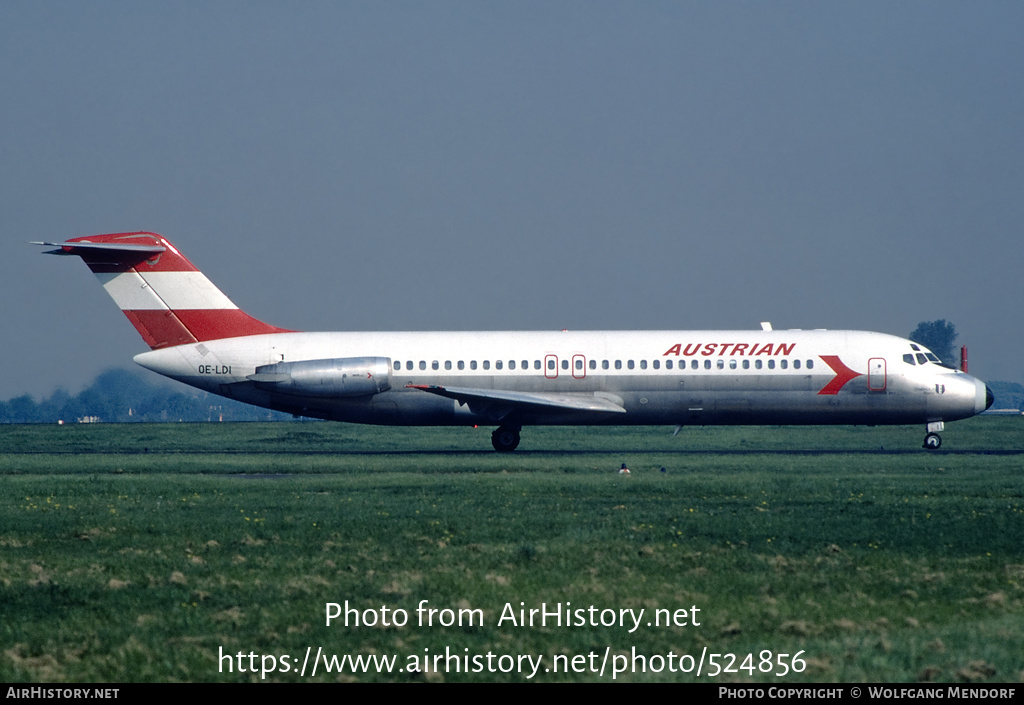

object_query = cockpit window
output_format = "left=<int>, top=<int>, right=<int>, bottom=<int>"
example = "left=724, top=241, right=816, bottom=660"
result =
left=925, top=353, right=940, bottom=363
left=903, top=354, right=916, bottom=365
left=916, top=353, right=928, bottom=365
left=910, top=344, right=921, bottom=351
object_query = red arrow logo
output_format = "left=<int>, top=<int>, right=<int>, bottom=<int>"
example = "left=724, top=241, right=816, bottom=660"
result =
left=818, top=355, right=863, bottom=395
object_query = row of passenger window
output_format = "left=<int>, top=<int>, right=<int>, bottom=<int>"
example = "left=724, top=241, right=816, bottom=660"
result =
left=393, top=358, right=817, bottom=372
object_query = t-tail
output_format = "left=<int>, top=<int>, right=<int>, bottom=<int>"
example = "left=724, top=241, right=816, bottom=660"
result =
left=35, top=232, right=290, bottom=349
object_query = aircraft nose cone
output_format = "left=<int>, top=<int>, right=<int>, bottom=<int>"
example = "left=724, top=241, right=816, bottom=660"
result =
left=973, top=379, right=994, bottom=416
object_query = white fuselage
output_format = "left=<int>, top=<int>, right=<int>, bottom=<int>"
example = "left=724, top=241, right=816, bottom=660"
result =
left=134, top=328, right=989, bottom=427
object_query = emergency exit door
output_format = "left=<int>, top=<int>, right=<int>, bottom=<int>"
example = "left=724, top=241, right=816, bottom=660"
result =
left=868, top=358, right=887, bottom=391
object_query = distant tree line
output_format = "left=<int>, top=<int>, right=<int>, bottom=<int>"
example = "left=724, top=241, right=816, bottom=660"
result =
left=0, top=369, right=294, bottom=423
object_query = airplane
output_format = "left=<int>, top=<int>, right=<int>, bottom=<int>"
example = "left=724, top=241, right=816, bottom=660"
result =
left=35, top=232, right=993, bottom=451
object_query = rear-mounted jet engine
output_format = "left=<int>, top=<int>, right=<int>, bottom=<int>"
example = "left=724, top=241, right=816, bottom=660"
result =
left=248, top=357, right=391, bottom=397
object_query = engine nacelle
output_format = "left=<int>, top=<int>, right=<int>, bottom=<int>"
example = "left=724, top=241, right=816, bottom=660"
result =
left=247, top=357, right=391, bottom=398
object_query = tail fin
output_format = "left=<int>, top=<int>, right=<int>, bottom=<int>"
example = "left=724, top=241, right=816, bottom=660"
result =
left=37, top=232, right=291, bottom=349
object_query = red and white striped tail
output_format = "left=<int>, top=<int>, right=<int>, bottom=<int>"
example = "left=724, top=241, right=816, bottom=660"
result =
left=39, top=232, right=290, bottom=349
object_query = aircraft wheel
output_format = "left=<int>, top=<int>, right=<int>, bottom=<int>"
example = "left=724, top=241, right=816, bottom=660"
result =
left=491, top=427, right=521, bottom=452
left=923, top=432, right=942, bottom=450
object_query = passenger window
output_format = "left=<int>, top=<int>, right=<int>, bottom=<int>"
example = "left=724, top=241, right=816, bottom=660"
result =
left=394, top=361, right=401, bottom=370
left=742, top=360, right=750, bottom=369
left=522, top=360, right=529, bottom=370
left=615, top=360, right=622, bottom=370
left=755, top=359, right=762, bottom=369
left=653, top=359, right=660, bottom=369
left=793, top=359, right=801, bottom=370
left=432, top=360, right=439, bottom=370
left=534, top=360, right=541, bottom=370
left=729, top=359, right=737, bottom=369
left=483, top=360, right=490, bottom=370
left=589, top=360, right=596, bottom=370
left=717, top=360, right=725, bottom=369
left=640, top=360, right=647, bottom=370
left=508, top=360, right=515, bottom=370
left=627, top=360, right=635, bottom=370
left=445, top=361, right=452, bottom=370
left=666, top=360, right=673, bottom=370
left=704, top=360, right=712, bottom=370
left=406, top=361, right=414, bottom=371
left=692, top=360, right=699, bottom=370
left=806, top=360, right=813, bottom=369
left=470, top=361, right=477, bottom=370
left=548, top=359, right=555, bottom=370
left=561, top=360, right=569, bottom=370
left=768, top=360, right=775, bottom=370
left=458, top=361, right=465, bottom=370
left=602, top=360, right=609, bottom=370
left=495, top=360, right=503, bottom=370
left=419, top=361, right=426, bottom=370
left=575, top=359, right=583, bottom=370
left=780, top=359, right=788, bottom=369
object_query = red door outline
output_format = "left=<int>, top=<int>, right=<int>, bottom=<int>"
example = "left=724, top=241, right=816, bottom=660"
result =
left=544, top=354, right=558, bottom=380
left=868, top=357, right=887, bottom=391
left=572, top=354, right=586, bottom=379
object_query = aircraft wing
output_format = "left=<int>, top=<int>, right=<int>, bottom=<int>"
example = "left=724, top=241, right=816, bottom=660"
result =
left=406, top=384, right=627, bottom=418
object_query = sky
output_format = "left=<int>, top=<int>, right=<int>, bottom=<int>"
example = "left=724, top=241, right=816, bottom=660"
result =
left=2, top=1, right=1022, bottom=401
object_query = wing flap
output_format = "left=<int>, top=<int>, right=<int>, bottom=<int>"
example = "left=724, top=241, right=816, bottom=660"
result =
left=407, top=384, right=626, bottom=414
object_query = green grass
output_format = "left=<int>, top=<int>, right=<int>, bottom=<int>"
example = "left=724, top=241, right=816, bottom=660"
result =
left=1, top=418, right=1022, bottom=682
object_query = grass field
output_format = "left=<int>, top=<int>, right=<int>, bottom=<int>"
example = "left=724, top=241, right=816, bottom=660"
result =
left=1, top=418, right=1022, bottom=682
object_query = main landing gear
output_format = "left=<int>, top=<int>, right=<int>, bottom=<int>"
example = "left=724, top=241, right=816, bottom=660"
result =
left=491, top=426, right=521, bottom=452
left=923, top=421, right=944, bottom=450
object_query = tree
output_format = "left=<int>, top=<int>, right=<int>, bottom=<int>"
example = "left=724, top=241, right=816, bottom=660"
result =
left=5, top=394, right=39, bottom=423
left=909, top=320, right=958, bottom=368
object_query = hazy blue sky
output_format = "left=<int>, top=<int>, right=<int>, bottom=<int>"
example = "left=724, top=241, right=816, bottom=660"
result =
left=3, top=1, right=1022, bottom=401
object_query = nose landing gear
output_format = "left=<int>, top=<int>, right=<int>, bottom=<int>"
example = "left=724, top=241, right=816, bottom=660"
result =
left=491, top=426, right=521, bottom=452
left=923, top=421, right=944, bottom=450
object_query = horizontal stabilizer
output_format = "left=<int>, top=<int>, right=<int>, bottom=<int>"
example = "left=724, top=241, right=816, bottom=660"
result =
left=407, top=384, right=627, bottom=414
left=33, top=241, right=168, bottom=257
